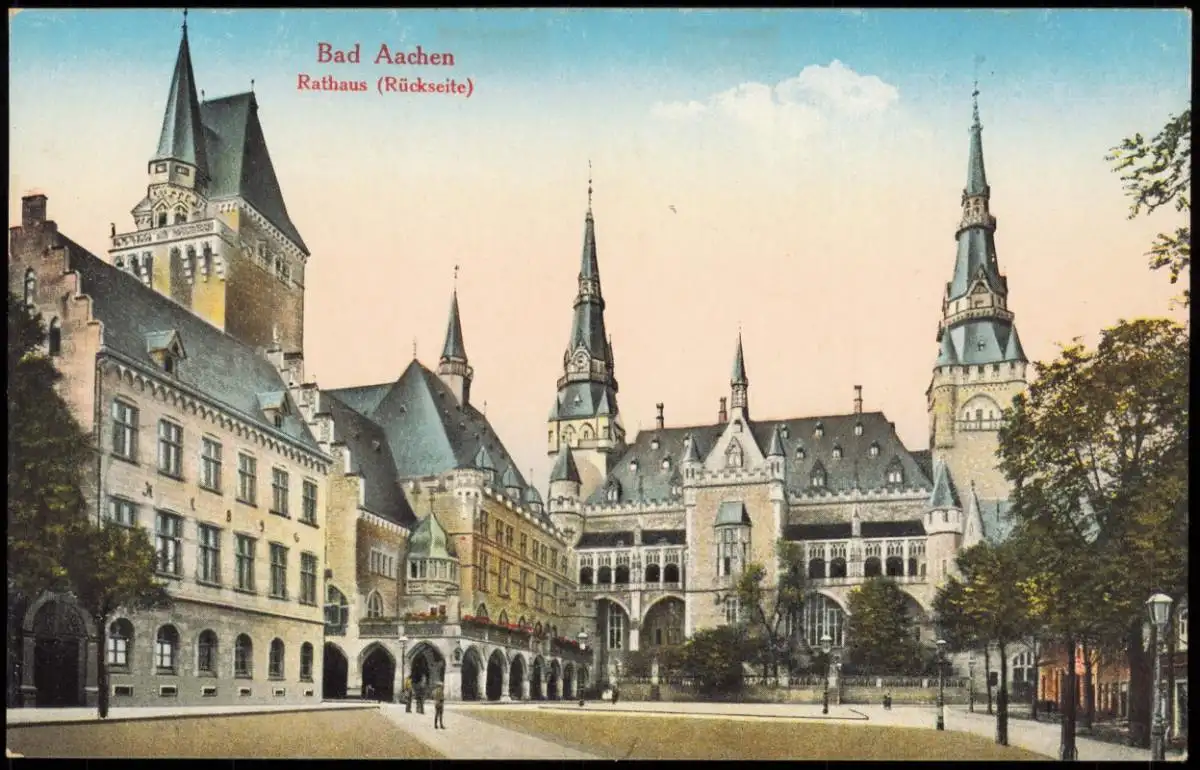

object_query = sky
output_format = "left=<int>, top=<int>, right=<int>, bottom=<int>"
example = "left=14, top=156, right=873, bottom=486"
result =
left=9, top=8, right=1192, bottom=494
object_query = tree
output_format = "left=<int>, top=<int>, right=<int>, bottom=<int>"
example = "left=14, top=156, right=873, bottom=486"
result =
left=1106, top=109, right=1191, bottom=306
left=67, top=521, right=171, bottom=719
left=677, top=626, right=751, bottom=696
left=998, top=318, right=1189, bottom=750
left=735, top=538, right=807, bottom=679
left=7, top=292, right=93, bottom=601
left=845, top=578, right=922, bottom=674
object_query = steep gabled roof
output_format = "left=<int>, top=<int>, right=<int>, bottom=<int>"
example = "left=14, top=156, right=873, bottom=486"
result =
left=320, top=392, right=415, bottom=526
left=154, top=25, right=209, bottom=177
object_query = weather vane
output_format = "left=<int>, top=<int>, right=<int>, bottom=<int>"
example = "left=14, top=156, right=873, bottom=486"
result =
left=587, top=159, right=593, bottom=209
left=412, top=338, right=417, bottom=359
left=182, top=8, right=188, bottom=30
left=453, top=264, right=459, bottom=290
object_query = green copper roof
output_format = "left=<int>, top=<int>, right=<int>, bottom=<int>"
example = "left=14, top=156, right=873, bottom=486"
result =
left=566, top=208, right=612, bottom=366
left=441, top=291, right=467, bottom=362
left=966, top=100, right=989, bottom=197
left=154, top=26, right=209, bottom=178
left=523, top=484, right=544, bottom=504
left=732, top=333, right=748, bottom=386
left=500, top=464, right=520, bottom=489
left=473, top=443, right=496, bottom=472
left=198, top=93, right=309, bottom=254
left=941, top=319, right=1026, bottom=366
left=549, top=442, right=581, bottom=483
left=929, top=460, right=961, bottom=509
left=409, top=512, right=456, bottom=559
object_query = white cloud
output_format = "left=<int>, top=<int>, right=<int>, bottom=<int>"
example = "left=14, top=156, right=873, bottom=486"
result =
left=650, top=60, right=899, bottom=140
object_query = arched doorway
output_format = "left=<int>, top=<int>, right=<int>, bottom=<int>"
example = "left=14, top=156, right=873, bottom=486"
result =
left=486, top=649, right=506, bottom=701
left=409, top=643, right=445, bottom=694
left=643, top=597, right=685, bottom=649
left=361, top=644, right=396, bottom=702
left=323, top=643, right=348, bottom=699
left=531, top=657, right=545, bottom=700
left=563, top=663, right=575, bottom=699
left=548, top=660, right=561, bottom=699
left=461, top=647, right=484, bottom=701
left=509, top=655, right=526, bottom=700
left=30, top=599, right=88, bottom=707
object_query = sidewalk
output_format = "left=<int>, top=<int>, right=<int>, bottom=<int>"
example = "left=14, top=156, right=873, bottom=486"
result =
left=5, top=701, right=374, bottom=727
left=379, top=703, right=599, bottom=760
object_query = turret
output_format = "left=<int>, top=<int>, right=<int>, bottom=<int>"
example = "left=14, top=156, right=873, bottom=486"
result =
left=437, top=282, right=474, bottom=406
left=547, top=443, right=583, bottom=545
left=150, top=11, right=210, bottom=198
left=500, top=464, right=522, bottom=500
left=730, top=333, right=749, bottom=422
left=925, top=460, right=964, bottom=584
left=473, top=444, right=496, bottom=485
left=766, top=423, right=786, bottom=480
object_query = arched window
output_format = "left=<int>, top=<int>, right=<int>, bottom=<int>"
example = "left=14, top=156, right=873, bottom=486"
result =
left=808, top=558, right=826, bottom=579
left=518, top=616, right=527, bottom=628
left=535, top=622, right=543, bottom=635
left=886, top=466, right=904, bottom=486
left=829, top=557, right=848, bottom=579
left=107, top=619, right=133, bottom=667
left=579, top=566, right=594, bottom=585
left=598, top=566, right=612, bottom=584
left=645, top=563, right=661, bottom=583
left=864, top=557, right=882, bottom=577
left=23, top=269, right=36, bottom=307
left=814, top=422, right=824, bottom=438
left=607, top=604, right=625, bottom=650
left=498, top=610, right=509, bottom=624
left=726, top=440, right=743, bottom=469
left=155, top=625, right=180, bottom=673
left=325, top=585, right=349, bottom=631
left=235, top=634, right=254, bottom=678
left=197, top=629, right=218, bottom=674
left=174, top=206, right=187, bottom=224
left=832, top=445, right=843, bottom=460
left=300, top=642, right=314, bottom=682
left=47, top=318, right=62, bottom=356
left=803, top=594, right=846, bottom=648
left=663, top=563, right=680, bottom=583
left=269, top=638, right=285, bottom=679
left=366, top=592, right=384, bottom=619
left=614, top=564, right=630, bottom=584
left=885, top=556, right=904, bottom=577
left=156, top=208, right=168, bottom=228
left=869, top=442, right=880, bottom=458
left=476, top=603, right=489, bottom=619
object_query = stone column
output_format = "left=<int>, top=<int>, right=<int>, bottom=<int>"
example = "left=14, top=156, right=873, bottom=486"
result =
left=476, top=665, right=485, bottom=701
left=521, top=672, right=531, bottom=700
left=443, top=668, right=462, bottom=702
left=346, top=655, right=362, bottom=699
left=499, top=658, right=511, bottom=701
left=903, top=539, right=911, bottom=577
left=822, top=543, right=831, bottom=577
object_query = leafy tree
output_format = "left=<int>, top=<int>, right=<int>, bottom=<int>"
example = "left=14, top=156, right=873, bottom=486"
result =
left=1106, top=109, right=1191, bottom=305
left=67, top=521, right=171, bottom=719
left=677, top=626, right=751, bottom=696
left=845, top=578, right=922, bottom=674
left=734, top=538, right=807, bottom=679
left=999, top=318, right=1189, bottom=750
left=7, top=292, right=93, bottom=601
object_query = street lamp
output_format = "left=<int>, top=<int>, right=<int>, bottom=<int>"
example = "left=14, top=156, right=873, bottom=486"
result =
left=967, top=651, right=976, bottom=713
left=577, top=629, right=589, bottom=707
left=936, top=639, right=947, bottom=731
left=397, top=634, right=408, bottom=706
left=1146, top=593, right=1174, bottom=762
left=821, top=633, right=832, bottom=715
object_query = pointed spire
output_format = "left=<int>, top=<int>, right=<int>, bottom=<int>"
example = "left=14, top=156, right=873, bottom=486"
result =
left=683, top=434, right=703, bottom=464
left=154, top=13, right=209, bottom=178
left=965, top=84, right=988, bottom=197
left=473, top=443, right=496, bottom=472
left=731, top=332, right=748, bottom=386
left=929, top=460, right=962, bottom=509
left=1003, top=325, right=1027, bottom=362
left=549, top=442, right=581, bottom=483
left=767, top=424, right=786, bottom=457
left=440, top=286, right=467, bottom=362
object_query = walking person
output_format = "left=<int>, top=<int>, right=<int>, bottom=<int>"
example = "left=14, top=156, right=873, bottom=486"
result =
left=403, top=677, right=413, bottom=713
left=415, top=679, right=426, bottom=714
left=433, top=682, right=446, bottom=729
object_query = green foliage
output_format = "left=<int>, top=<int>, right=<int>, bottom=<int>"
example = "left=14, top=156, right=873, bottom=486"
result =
left=845, top=578, right=922, bottom=674
left=66, top=523, right=172, bottom=622
left=677, top=626, right=752, bottom=695
left=1106, top=109, right=1191, bottom=305
left=734, top=539, right=807, bottom=676
left=7, top=292, right=93, bottom=599
left=624, top=645, right=685, bottom=678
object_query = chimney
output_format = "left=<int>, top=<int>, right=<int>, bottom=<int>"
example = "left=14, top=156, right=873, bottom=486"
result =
left=22, top=194, right=48, bottom=228
left=718, top=397, right=728, bottom=423
left=655, top=403, right=664, bottom=431
left=854, top=385, right=863, bottom=415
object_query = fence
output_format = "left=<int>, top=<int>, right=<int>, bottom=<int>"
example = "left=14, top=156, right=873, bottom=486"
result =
left=614, top=673, right=971, bottom=705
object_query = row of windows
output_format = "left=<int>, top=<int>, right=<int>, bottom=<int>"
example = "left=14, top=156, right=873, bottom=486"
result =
left=408, top=558, right=459, bottom=582
left=369, top=549, right=396, bottom=578
left=477, top=510, right=567, bottom=575
left=475, top=552, right=564, bottom=614
left=114, top=504, right=319, bottom=604
left=110, top=399, right=318, bottom=524
left=578, top=563, right=682, bottom=585
left=472, top=605, right=559, bottom=638
left=107, top=620, right=314, bottom=681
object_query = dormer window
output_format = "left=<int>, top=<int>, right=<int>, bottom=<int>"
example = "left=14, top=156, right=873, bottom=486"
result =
left=814, top=422, right=824, bottom=438
left=869, top=442, right=880, bottom=458
left=661, top=458, right=671, bottom=471
left=259, top=392, right=290, bottom=431
left=886, top=466, right=904, bottom=486
left=811, top=470, right=826, bottom=488
left=651, top=439, right=660, bottom=450
left=854, top=422, right=864, bottom=437
left=781, top=426, right=790, bottom=439
left=273, top=413, right=284, bottom=429
left=629, top=460, right=639, bottom=473
left=795, top=446, right=806, bottom=461
left=832, top=445, right=843, bottom=460
left=146, top=330, right=186, bottom=376
left=163, top=354, right=176, bottom=375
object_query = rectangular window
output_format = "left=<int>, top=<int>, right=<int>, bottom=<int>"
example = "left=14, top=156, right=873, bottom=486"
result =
left=551, top=549, right=559, bottom=573
left=270, top=543, right=288, bottom=599
left=200, top=437, right=223, bottom=492
left=111, top=400, right=139, bottom=460
left=520, top=534, right=528, bottom=558
left=107, top=497, right=137, bottom=527
left=725, top=596, right=741, bottom=625
left=519, top=569, right=529, bottom=605
left=494, top=519, right=504, bottom=542
left=235, top=534, right=257, bottom=592
left=155, top=511, right=182, bottom=576
left=198, top=524, right=221, bottom=584
left=300, top=552, right=318, bottom=605
left=505, top=526, right=514, bottom=549
left=478, top=510, right=489, bottom=535
left=271, top=468, right=290, bottom=516
left=238, top=454, right=258, bottom=505
left=107, top=633, right=128, bottom=667
left=500, top=563, right=511, bottom=596
left=301, top=480, right=318, bottom=524
left=157, top=420, right=183, bottom=478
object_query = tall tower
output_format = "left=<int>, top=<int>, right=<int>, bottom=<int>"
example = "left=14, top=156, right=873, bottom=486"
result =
left=109, top=13, right=311, bottom=358
left=547, top=168, right=624, bottom=501
left=926, top=89, right=1029, bottom=502
left=437, top=278, right=473, bottom=406
left=730, top=332, right=749, bottom=422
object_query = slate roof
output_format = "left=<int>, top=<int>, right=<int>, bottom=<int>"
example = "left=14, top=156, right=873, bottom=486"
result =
left=910, top=449, right=934, bottom=482
left=783, top=521, right=924, bottom=541
left=585, top=411, right=933, bottom=505
left=576, top=531, right=636, bottom=550
left=197, top=93, right=308, bottom=254
left=732, top=334, right=748, bottom=385
left=58, top=238, right=323, bottom=455
left=937, top=318, right=1026, bottom=366
left=550, top=381, right=619, bottom=420
left=441, top=291, right=467, bottom=361
left=549, top=443, right=581, bottom=483
left=966, top=109, right=989, bottom=197
left=319, top=392, right=415, bottom=526
left=861, top=520, right=926, bottom=538
left=929, top=460, right=961, bottom=509
left=785, top=523, right=851, bottom=541
left=155, top=27, right=209, bottom=177
left=977, top=497, right=1015, bottom=545
left=324, top=360, right=550, bottom=526
left=570, top=209, right=608, bottom=359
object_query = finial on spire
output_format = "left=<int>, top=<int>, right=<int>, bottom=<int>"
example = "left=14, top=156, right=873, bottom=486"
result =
left=250, top=78, right=255, bottom=93
left=200, top=89, right=205, bottom=102
left=971, top=54, right=985, bottom=128
left=412, top=337, right=417, bottom=359
left=182, top=8, right=188, bottom=31
left=453, top=264, right=459, bottom=291
left=587, top=159, right=593, bottom=210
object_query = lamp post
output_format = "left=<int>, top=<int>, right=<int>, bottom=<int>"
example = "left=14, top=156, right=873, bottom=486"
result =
left=936, top=639, right=947, bottom=731
left=577, top=630, right=589, bottom=707
left=968, top=651, right=976, bottom=713
left=397, top=634, right=408, bottom=706
left=821, top=633, right=832, bottom=715
left=1147, top=593, right=1174, bottom=762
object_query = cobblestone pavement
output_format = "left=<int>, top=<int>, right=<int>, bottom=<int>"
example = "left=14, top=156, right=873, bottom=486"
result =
left=379, top=703, right=600, bottom=760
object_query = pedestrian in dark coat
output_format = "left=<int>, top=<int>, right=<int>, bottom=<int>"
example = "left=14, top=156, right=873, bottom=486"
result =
left=433, top=683, right=446, bottom=729
left=415, top=680, right=426, bottom=714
